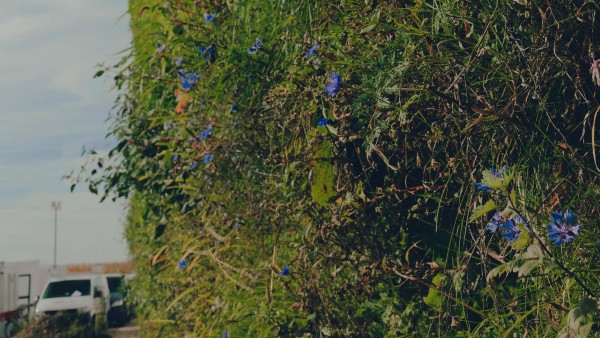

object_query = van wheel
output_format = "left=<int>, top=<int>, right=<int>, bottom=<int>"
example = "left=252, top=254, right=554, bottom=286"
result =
left=5, top=320, right=17, bottom=338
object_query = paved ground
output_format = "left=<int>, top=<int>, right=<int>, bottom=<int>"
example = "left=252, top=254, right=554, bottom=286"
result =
left=107, top=324, right=139, bottom=338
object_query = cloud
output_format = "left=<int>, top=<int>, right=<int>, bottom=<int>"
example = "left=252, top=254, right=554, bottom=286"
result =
left=0, top=0, right=132, bottom=264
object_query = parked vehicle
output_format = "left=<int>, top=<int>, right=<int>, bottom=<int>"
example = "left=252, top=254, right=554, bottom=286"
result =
left=105, top=273, right=127, bottom=327
left=0, top=261, right=43, bottom=338
left=34, top=274, right=110, bottom=325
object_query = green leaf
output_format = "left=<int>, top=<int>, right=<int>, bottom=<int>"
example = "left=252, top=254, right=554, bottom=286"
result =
left=320, top=326, right=333, bottom=336
left=423, top=274, right=444, bottom=310
left=512, top=244, right=544, bottom=277
left=481, top=170, right=504, bottom=189
left=310, top=137, right=336, bottom=206
left=509, top=189, right=517, bottom=205
left=510, top=223, right=530, bottom=251
left=487, top=245, right=547, bottom=282
left=564, top=298, right=595, bottom=337
left=487, top=259, right=521, bottom=282
left=470, top=200, right=497, bottom=222
left=93, top=70, right=105, bottom=78
left=501, top=169, right=515, bottom=187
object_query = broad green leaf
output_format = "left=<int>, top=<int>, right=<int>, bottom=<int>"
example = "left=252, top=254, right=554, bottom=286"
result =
left=487, top=245, right=546, bottom=282
left=564, top=298, right=595, bottom=337
left=470, top=200, right=497, bottom=222
left=512, top=244, right=543, bottom=277
left=481, top=170, right=504, bottom=188
left=423, top=273, right=444, bottom=310
left=510, top=223, right=530, bottom=250
left=310, top=137, right=336, bottom=206
left=320, top=326, right=333, bottom=336
left=487, top=259, right=522, bottom=282
left=509, top=189, right=517, bottom=205
left=501, top=169, right=515, bottom=186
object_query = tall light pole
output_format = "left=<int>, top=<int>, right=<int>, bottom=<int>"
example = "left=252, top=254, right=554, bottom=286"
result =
left=51, top=201, right=61, bottom=269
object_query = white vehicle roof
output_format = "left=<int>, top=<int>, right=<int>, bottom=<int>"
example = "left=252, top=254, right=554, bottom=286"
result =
left=46, top=274, right=103, bottom=282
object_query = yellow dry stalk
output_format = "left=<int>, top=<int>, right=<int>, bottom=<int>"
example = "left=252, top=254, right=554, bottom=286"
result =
left=220, top=267, right=252, bottom=292
left=204, top=226, right=226, bottom=242
left=197, top=249, right=255, bottom=281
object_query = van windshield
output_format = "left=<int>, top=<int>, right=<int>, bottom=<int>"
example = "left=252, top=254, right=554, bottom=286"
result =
left=43, top=280, right=91, bottom=298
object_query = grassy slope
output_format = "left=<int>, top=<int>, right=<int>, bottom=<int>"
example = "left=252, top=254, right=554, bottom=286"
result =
left=108, top=1, right=600, bottom=337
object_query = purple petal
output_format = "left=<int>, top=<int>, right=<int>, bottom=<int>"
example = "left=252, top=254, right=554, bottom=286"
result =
left=564, top=210, right=577, bottom=224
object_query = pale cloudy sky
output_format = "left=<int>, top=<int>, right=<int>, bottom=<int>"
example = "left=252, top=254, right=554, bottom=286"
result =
left=0, top=1, right=131, bottom=264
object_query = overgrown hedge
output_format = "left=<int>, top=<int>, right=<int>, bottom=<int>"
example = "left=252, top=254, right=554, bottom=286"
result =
left=78, top=0, right=599, bottom=336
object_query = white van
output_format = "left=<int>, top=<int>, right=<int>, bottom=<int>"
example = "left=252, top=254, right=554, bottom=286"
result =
left=34, top=274, right=110, bottom=323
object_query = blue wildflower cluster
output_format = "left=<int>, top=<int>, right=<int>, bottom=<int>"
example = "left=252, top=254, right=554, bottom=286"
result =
left=180, top=72, right=200, bottom=90
left=178, top=259, right=187, bottom=270
left=325, top=71, right=341, bottom=96
left=247, top=38, right=263, bottom=54
left=317, top=117, right=333, bottom=127
left=204, top=13, right=215, bottom=23
left=547, top=210, right=582, bottom=246
left=281, top=265, right=290, bottom=277
left=189, top=161, right=198, bottom=171
left=198, top=45, right=215, bottom=62
left=305, top=42, right=319, bottom=57
left=198, top=126, right=212, bottom=141
left=485, top=213, right=527, bottom=242
left=203, top=153, right=214, bottom=164
left=478, top=168, right=584, bottom=247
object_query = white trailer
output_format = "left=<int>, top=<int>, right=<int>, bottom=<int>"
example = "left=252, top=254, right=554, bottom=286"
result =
left=0, top=261, right=44, bottom=338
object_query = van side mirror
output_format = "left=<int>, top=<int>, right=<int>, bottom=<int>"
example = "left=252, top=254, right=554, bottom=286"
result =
left=94, top=290, right=102, bottom=298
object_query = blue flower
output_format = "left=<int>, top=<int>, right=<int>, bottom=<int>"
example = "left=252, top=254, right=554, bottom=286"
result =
left=305, top=42, right=319, bottom=57
left=175, top=56, right=183, bottom=66
left=178, top=259, right=187, bottom=270
left=180, top=72, right=200, bottom=90
left=499, top=219, right=520, bottom=241
left=317, top=117, right=333, bottom=127
left=547, top=210, right=582, bottom=246
left=189, top=161, right=198, bottom=171
left=325, top=71, right=341, bottom=96
left=247, top=38, right=263, bottom=54
left=204, top=13, right=215, bottom=23
left=198, top=126, right=212, bottom=141
left=171, top=154, right=179, bottom=163
left=485, top=212, right=503, bottom=233
left=230, top=104, right=238, bottom=113
left=198, top=45, right=214, bottom=61
left=203, top=153, right=214, bottom=164
left=221, top=330, right=229, bottom=338
left=498, top=216, right=527, bottom=242
left=475, top=167, right=504, bottom=192
left=281, top=265, right=290, bottom=277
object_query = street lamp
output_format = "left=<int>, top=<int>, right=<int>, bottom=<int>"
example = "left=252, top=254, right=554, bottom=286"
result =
left=51, top=201, right=61, bottom=269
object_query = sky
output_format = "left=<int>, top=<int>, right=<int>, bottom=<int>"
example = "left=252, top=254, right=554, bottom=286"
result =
left=0, top=1, right=132, bottom=264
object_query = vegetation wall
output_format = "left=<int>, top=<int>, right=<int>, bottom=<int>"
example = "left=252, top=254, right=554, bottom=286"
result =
left=79, top=0, right=599, bottom=336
